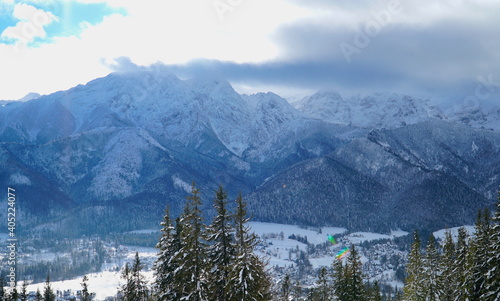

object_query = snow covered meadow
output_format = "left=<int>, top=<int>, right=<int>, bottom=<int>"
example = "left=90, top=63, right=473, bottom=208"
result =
left=1, top=222, right=417, bottom=300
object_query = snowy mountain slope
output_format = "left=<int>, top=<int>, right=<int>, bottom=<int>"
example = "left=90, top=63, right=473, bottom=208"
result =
left=0, top=92, right=41, bottom=106
left=295, top=90, right=352, bottom=126
left=361, top=120, right=500, bottom=195
left=248, top=155, right=389, bottom=230
left=0, top=71, right=498, bottom=235
left=249, top=120, right=499, bottom=232
left=297, top=89, right=500, bottom=131
left=297, top=90, right=445, bottom=129
left=446, top=100, right=500, bottom=131
left=0, top=72, right=311, bottom=156
left=0, top=71, right=355, bottom=234
left=18, top=92, right=41, bottom=102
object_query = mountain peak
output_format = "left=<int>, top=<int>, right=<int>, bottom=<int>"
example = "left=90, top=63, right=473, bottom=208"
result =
left=298, top=89, right=344, bottom=107
left=297, top=90, right=444, bottom=128
left=18, top=92, right=41, bottom=102
left=296, top=90, right=350, bottom=125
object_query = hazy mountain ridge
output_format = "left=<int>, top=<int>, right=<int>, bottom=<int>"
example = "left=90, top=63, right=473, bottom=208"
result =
left=296, top=90, right=444, bottom=128
left=0, top=71, right=498, bottom=235
left=447, top=101, right=500, bottom=131
left=296, top=90, right=500, bottom=131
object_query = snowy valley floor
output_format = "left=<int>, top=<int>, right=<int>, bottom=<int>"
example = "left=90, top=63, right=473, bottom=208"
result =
left=2, top=222, right=476, bottom=300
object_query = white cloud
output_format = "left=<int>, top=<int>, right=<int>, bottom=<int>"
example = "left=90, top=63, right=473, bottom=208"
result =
left=4, top=0, right=496, bottom=100
left=0, top=0, right=311, bottom=99
left=1, top=3, right=57, bottom=44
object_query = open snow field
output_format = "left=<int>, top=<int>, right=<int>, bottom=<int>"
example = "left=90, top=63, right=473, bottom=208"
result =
left=433, top=225, right=475, bottom=241
left=249, top=221, right=347, bottom=245
left=250, top=222, right=347, bottom=267
left=343, top=230, right=408, bottom=244
left=23, top=246, right=158, bottom=301
left=249, top=222, right=409, bottom=269
left=4, top=222, right=424, bottom=299
left=24, top=270, right=155, bottom=300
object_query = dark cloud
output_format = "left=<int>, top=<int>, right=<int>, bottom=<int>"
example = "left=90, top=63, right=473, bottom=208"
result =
left=149, top=58, right=421, bottom=96
left=106, top=57, right=144, bottom=72
left=110, top=1, right=500, bottom=103
left=268, top=3, right=500, bottom=97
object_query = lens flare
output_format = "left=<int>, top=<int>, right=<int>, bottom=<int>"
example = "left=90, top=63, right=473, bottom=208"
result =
left=327, top=235, right=336, bottom=244
left=336, top=247, right=350, bottom=260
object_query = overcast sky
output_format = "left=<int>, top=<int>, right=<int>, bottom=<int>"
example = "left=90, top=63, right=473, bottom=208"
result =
left=1, top=0, right=499, bottom=102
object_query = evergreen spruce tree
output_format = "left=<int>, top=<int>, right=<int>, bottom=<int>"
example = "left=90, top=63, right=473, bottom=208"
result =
left=403, top=231, right=424, bottom=301
left=131, top=252, right=149, bottom=300
left=206, top=185, right=235, bottom=301
left=153, top=205, right=180, bottom=301
left=292, top=280, right=303, bottom=301
left=175, top=183, right=209, bottom=301
left=280, top=274, right=292, bottom=301
left=20, top=280, right=28, bottom=301
left=393, top=289, right=404, bottom=301
left=0, top=277, right=3, bottom=301
left=43, top=275, right=55, bottom=301
left=81, top=275, right=92, bottom=301
left=465, top=236, right=478, bottom=301
left=453, top=227, right=470, bottom=301
left=315, top=267, right=331, bottom=301
left=166, top=216, right=185, bottom=299
left=484, top=189, right=500, bottom=301
left=35, top=289, right=43, bottom=301
left=0, top=278, right=4, bottom=301
left=345, top=245, right=366, bottom=301
left=306, top=288, right=316, bottom=301
left=228, top=193, right=272, bottom=301
left=333, top=246, right=366, bottom=301
left=439, top=231, right=455, bottom=301
left=332, top=257, right=348, bottom=301
left=121, top=253, right=148, bottom=301
left=381, top=290, right=387, bottom=301
left=120, top=263, right=135, bottom=301
left=422, top=234, right=441, bottom=301
left=468, top=209, right=492, bottom=301
left=6, top=288, right=18, bottom=301
left=368, top=282, right=382, bottom=301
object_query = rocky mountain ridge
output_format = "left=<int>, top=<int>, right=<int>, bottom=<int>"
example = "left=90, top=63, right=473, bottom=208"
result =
left=296, top=90, right=500, bottom=131
left=0, top=71, right=498, bottom=235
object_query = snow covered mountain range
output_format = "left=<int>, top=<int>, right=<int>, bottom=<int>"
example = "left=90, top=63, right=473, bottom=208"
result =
left=297, top=90, right=500, bottom=131
left=0, top=70, right=498, bottom=235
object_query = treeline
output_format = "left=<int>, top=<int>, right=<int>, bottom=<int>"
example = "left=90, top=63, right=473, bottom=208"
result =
left=0, top=239, right=105, bottom=284
left=150, top=183, right=272, bottom=301
left=278, top=245, right=393, bottom=301
left=404, top=194, right=500, bottom=300
left=1, top=184, right=271, bottom=301
left=106, top=232, right=159, bottom=248
left=18, top=240, right=105, bottom=283
left=127, top=183, right=390, bottom=301
left=5, top=185, right=498, bottom=301
left=0, top=275, right=93, bottom=301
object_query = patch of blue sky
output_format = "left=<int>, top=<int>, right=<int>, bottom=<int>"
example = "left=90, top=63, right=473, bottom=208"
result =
left=0, top=4, right=16, bottom=32
left=0, top=8, right=17, bottom=45
left=44, top=1, right=127, bottom=39
left=0, top=1, right=127, bottom=45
